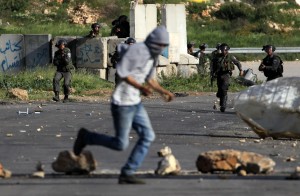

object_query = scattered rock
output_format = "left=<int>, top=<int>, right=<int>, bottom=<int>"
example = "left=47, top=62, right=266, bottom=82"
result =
left=155, top=146, right=181, bottom=175
left=196, top=149, right=275, bottom=174
left=52, top=150, right=97, bottom=174
left=287, top=166, right=300, bottom=180
left=8, top=88, right=28, bottom=101
left=285, top=157, right=296, bottom=162
left=0, top=163, right=12, bottom=178
left=67, top=3, right=101, bottom=25
left=32, top=171, right=45, bottom=178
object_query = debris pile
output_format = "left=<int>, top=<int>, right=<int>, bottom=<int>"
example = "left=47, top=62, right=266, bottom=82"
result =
left=196, top=149, right=275, bottom=175
left=67, top=3, right=101, bottom=24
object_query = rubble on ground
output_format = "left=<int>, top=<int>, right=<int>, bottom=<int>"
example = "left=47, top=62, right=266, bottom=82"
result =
left=196, top=149, right=275, bottom=175
left=0, top=163, right=12, bottom=178
left=155, top=146, right=181, bottom=175
left=52, top=150, right=97, bottom=174
left=8, top=88, right=28, bottom=101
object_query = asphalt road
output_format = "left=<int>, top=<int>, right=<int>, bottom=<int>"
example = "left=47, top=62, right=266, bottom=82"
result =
left=0, top=92, right=300, bottom=196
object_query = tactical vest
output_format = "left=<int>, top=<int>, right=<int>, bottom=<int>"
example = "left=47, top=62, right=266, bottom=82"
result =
left=217, top=54, right=235, bottom=72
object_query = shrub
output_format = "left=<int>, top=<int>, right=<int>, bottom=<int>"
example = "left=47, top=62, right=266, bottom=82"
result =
left=0, top=0, right=28, bottom=12
left=213, top=3, right=255, bottom=21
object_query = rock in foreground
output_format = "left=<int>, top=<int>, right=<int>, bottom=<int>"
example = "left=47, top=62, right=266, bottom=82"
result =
left=234, top=77, right=300, bottom=139
left=196, top=149, right=275, bottom=174
left=52, top=150, right=97, bottom=174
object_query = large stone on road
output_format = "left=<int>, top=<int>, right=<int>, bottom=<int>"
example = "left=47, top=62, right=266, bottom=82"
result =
left=196, top=149, right=275, bottom=174
left=52, top=150, right=97, bottom=174
left=234, top=77, right=300, bottom=139
left=0, top=162, right=12, bottom=178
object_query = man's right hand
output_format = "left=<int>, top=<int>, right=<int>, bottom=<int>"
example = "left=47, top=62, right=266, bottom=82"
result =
left=259, top=64, right=265, bottom=71
left=140, top=86, right=152, bottom=96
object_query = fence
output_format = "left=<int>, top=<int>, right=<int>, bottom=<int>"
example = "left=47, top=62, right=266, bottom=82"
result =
left=203, top=47, right=300, bottom=54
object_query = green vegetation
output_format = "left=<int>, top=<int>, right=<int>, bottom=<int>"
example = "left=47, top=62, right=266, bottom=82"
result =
left=0, top=67, right=248, bottom=101
left=0, top=67, right=114, bottom=101
left=0, top=0, right=298, bottom=101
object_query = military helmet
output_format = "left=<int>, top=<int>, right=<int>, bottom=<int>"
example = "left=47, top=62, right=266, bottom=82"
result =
left=220, top=43, right=230, bottom=51
left=262, top=45, right=276, bottom=52
left=91, top=23, right=101, bottom=29
left=199, top=43, right=208, bottom=50
left=55, top=39, right=67, bottom=47
left=187, top=41, right=195, bottom=49
left=125, top=37, right=136, bottom=44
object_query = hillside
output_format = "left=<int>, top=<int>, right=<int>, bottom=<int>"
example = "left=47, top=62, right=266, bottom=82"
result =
left=0, top=0, right=299, bottom=51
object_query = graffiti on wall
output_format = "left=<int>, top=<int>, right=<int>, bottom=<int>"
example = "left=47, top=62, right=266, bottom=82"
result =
left=25, top=35, right=51, bottom=68
left=0, top=39, right=23, bottom=72
left=27, top=47, right=49, bottom=68
left=76, top=38, right=103, bottom=68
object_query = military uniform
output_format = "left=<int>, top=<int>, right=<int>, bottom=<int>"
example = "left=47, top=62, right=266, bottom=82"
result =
left=214, top=52, right=242, bottom=112
left=53, top=47, right=74, bottom=102
left=195, top=51, right=209, bottom=75
left=260, top=54, right=283, bottom=81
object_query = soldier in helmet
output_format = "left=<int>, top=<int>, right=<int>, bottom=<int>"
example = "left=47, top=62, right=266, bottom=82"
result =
left=194, top=43, right=209, bottom=75
left=111, top=15, right=130, bottom=38
left=259, top=45, right=283, bottom=81
left=87, top=23, right=101, bottom=38
left=210, top=43, right=222, bottom=87
left=187, top=41, right=196, bottom=56
left=110, top=37, right=136, bottom=86
left=214, top=43, right=243, bottom=112
left=52, top=39, right=75, bottom=103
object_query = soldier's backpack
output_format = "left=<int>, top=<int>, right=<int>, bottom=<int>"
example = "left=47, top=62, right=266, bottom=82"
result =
left=275, top=55, right=284, bottom=76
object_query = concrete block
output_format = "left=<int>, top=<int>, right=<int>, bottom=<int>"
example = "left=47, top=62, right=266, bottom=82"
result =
left=24, top=34, right=51, bottom=69
left=179, top=54, right=199, bottom=65
left=107, top=67, right=116, bottom=83
left=76, top=37, right=103, bottom=69
left=177, top=64, right=197, bottom=78
left=168, top=32, right=180, bottom=63
left=156, top=63, right=177, bottom=78
left=0, top=34, right=25, bottom=72
left=158, top=55, right=169, bottom=66
left=130, top=4, right=157, bottom=40
left=107, top=37, right=126, bottom=67
left=162, top=4, right=187, bottom=54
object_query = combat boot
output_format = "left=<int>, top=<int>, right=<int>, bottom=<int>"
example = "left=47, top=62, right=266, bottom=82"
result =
left=52, top=91, right=59, bottom=102
left=63, top=95, right=69, bottom=103
left=220, top=95, right=227, bottom=112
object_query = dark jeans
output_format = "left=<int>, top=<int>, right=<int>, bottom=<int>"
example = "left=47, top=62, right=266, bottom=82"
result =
left=216, top=72, right=230, bottom=107
left=53, top=71, right=72, bottom=95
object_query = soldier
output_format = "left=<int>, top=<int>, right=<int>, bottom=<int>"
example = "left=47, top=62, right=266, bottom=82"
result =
left=194, top=43, right=209, bottom=75
left=214, top=43, right=243, bottom=112
left=187, top=41, right=196, bottom=56
left=86, top=23, right=101, bottom=38
left=210, top=43, right=222, bottom=88
left=111, top=15, right=130, bottom=38
left=52, top=39, right=75, bottom=103
left=259, top=45, right=283, bottom=81
left=110, top=37, right=136, bottom=86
